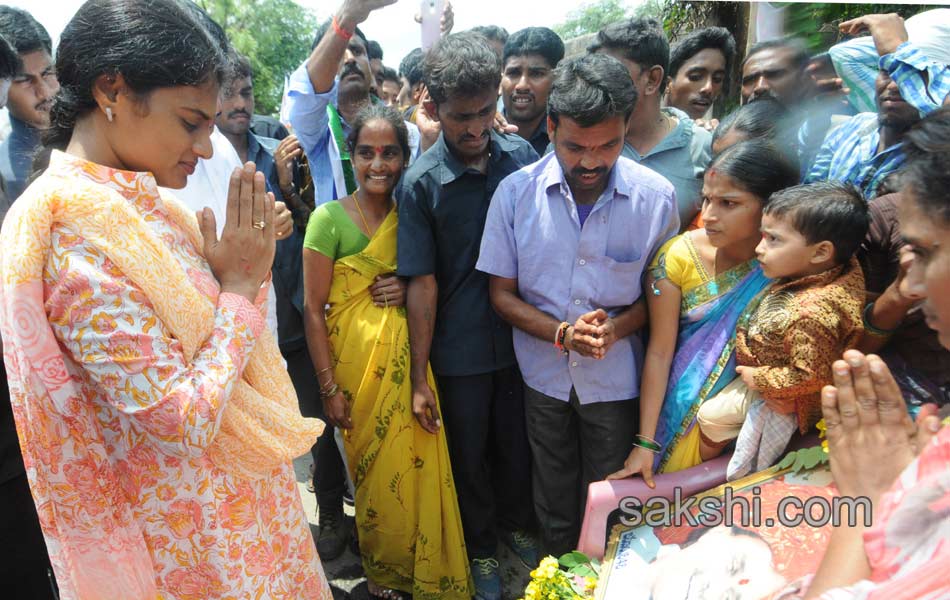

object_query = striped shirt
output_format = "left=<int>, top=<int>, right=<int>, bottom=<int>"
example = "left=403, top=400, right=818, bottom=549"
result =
left=805, top=43, right=950, bottom=198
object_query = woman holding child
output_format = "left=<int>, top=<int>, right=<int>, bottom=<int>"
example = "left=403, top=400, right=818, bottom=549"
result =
left=302, top=103, right=470, bottom=600
left=609, top=140, right=798, bottom=485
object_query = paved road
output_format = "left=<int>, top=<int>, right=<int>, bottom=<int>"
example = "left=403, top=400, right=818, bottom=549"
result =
left=293, top=455, right=533, bottom=599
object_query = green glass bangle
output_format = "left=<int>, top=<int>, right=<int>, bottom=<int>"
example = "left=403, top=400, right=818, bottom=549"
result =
left=863, top=302, right=898, bottom=337
left=632, top=438, right=661, bottom=453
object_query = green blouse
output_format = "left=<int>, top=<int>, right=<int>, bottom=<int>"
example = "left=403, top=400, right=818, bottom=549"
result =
left=303, top=201, right=369, bottom=261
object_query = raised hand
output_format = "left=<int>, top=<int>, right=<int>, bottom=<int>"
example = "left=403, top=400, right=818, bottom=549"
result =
left=337, top=0, right=399, bottom=30
left=839, top=13, right=909, bottom=56
left=198, top=162, right=276, bottom=303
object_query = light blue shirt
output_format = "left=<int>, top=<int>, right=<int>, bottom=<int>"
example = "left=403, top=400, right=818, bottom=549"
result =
left=285, top=64, right=419, bottom=206
left=621, top=106, right=711, bottom=227
left=476, top=153, right=679, bottom=404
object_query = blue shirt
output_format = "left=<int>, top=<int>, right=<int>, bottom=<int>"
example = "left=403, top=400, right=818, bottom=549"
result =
left=806, top=43, right=950, bottom=198
left=285, top=64, right=420, bottom=207
left=476, top=153, right=679, bottom=404
left=0, top=115, right=41, bottom=202
left=620, top=106, right=710, bottom=227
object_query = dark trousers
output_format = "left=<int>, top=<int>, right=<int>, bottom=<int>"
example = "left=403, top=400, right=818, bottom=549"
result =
left=437, top=365, right=534, bottom=559
left=524, top=386, right=638, bottom=557
left=0, top=473, right=58, bottom=599
left=283, top=344, right=346, bottom=509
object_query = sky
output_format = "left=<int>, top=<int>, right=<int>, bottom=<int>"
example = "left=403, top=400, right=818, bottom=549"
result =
left=9, top=0, right=642, bottom=70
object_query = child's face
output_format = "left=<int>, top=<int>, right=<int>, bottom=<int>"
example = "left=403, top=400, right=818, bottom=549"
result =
left=756, top=213, right=829, bottom=279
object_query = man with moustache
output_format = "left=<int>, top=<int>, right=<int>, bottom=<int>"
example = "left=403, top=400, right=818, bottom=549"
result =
left=0, top=7, right=59, bottom=201
left=286, top=0, right=420, bottom=207
left=805, top=13, right=950, bottom=199
left=396, top=31, right=539, bottom=600
left=500, top=27, right=564, bottom=157
left=477, top=53, right=678, bottom=558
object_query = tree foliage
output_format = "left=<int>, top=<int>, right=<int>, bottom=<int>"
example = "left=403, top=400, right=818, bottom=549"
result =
left=553, top=0, right=633, bottom=40
left=197, top=0, right=318, bottom=116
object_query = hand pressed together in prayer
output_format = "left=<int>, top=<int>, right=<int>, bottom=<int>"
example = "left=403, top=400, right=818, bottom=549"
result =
left=370, top=274, right=407, bottom=307
left=821, top=349, right=942, bottom=503
left=274, top=201, right=293, bottom=240
left=275, top=134, right=302, bottom=190
left=567, top=308, right=618, bottom=360
left=198, top=162, right=276, bottom=304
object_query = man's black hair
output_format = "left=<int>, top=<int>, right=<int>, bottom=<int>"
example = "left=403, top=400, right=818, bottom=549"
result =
left=379, top=65, right=400, bottom=86
left=764, top=181, right=870, bottom=265
left=470, top=25, right=509, bottom=46
left=503, top=27, right=564, bottom=70
left=588, top=17, right=670, bottom=93
left=424, top=32, right=500, bottom=105
left=742, top=37, right=809, bottom=72
left=366, top=39, right=383, bottom=61
left=399, top=47, right=425, bottom=88
left=547, top=53, right=637, bottom=128
left=0, top=6, right=52, bottom=56
left=229, top=50, right=252, bottom=80
left=0, top=34, right=19, bottom=80
left=669, top=26, right=736, bottom=92
left=902, top=107, right=950, bottom=224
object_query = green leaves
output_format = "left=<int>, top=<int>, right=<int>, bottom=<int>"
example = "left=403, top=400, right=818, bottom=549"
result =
left=777, top=445, right=829, bottom=474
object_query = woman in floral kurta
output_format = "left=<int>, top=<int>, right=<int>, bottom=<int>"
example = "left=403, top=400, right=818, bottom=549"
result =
left=0, top=148, right=333, bottom=599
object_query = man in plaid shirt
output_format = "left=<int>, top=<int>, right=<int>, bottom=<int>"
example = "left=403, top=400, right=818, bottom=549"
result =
left=805, top=13, right=950, bottom=199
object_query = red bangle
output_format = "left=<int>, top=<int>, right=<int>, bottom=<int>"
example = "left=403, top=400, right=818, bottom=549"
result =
left=332, top=15, right=353, bottom=41
left=554, top=322, right=570, bottom=354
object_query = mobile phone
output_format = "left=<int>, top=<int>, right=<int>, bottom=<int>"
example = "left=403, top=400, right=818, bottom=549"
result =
left=420, top=0, right=444, bottom=50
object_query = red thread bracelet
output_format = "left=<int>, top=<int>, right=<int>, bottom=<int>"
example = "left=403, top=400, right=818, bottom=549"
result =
left=332, top=15, right=353, bottom=41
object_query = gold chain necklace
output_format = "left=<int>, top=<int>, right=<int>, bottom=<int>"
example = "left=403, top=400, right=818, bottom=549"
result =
left=351, top=192, right=392, bottom=238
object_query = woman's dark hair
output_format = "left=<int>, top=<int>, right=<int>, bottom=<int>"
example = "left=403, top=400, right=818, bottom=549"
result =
left=346, top=103, right=411, bottom=166
left=424, top=32, right=501, bottom=105
left=43, top=0, right=228, bottom=152
left=548, top=53, right=637, bottom=128
left=707, top=139, right=799, bottom=204
left=712, top=98, right=790, bottom=151
left=902, top=107, right=950, bottom=223
left=669, top=27, right=736, bottom=92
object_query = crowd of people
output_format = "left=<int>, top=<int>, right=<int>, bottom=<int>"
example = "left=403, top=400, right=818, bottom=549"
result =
left=0, top=0, right=949, bottom=599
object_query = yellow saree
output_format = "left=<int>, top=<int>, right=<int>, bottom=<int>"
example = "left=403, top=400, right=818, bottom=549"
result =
left=325, top=211, right=471, bottom=599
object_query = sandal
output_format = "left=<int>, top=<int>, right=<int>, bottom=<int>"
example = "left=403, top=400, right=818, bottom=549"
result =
left=350, top=581, right=408, bottom=600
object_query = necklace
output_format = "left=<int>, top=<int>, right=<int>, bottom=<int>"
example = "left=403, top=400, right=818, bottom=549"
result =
left=351, top=192, right=392, bottom=238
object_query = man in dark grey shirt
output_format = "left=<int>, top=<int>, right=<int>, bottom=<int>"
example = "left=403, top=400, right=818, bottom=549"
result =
left=396, top=32, right=539, bottom=600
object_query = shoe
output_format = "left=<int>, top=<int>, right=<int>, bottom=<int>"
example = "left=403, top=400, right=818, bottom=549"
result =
left=316, top=506, right=348, bottom=561
left=501, top=529, right=540, bottom=569
left=470, top=557, right=502, bottom=600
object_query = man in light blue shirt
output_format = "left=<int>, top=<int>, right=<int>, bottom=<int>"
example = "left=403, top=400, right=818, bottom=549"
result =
left=285, top=10, right=419, bottom=208
left=477, top=53, right=679, bottom=557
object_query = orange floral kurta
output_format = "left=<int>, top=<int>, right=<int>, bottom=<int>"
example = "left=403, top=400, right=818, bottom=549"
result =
left=0, top=151, right=330, bottom=599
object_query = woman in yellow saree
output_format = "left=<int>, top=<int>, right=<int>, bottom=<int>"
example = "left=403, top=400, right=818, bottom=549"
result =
left=302, top=104, right=470, bottom=600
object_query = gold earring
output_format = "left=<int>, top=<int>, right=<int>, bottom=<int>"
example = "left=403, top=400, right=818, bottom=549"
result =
left=106, top=107, right=113, bottom=122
